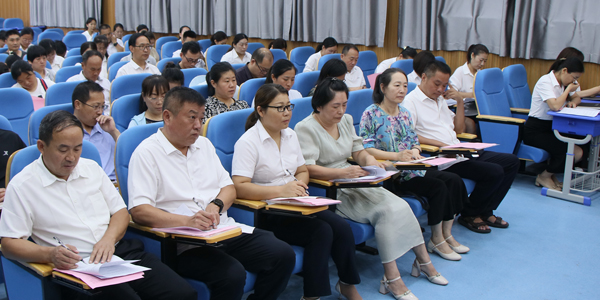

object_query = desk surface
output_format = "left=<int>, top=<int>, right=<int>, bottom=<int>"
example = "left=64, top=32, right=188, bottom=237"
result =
left=548, top=110, right=600, bottom=137
left=265, top=204, right=328, bottom=215
left=171, top=227, right=242, bottom=244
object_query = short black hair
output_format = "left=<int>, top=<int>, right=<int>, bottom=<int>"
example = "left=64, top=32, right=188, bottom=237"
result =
left=5, top=54, right=22, bottom=69
left=144, top=31, right=156, bottom=41
left=10, top=60, right=34, bottom=80
left=341, top=45, right=359, bottom=55
left=0, top=30, right=6, bottom=41
left=93, top=34, right=109, bottom=46
left=206, top=62, right=236, bottom=96
left=55, top=41, right=67, bottom=57
left=85, top=17, right=97, bottom=27
left=179, top=25, right=191, bottom=34
left=399, top=46, right=417, bottom=59
left=412, top=51, right=435, bottom=77
left=210, top=31, right=227, bottom=45
left=268, top=38, right=287, bottom=50
left=99, top=24, right=111, bottom=31
left=311, top=77, right=348, bottom=114
left=181, top=41, right=201, bottom=55
left=80, top=42, right=97, bottom=55
left=163, top=86, right=207, bottom=115
left=39, top=39, right=57, bottom=55
left=162, top=63, right=184, bottom=85
left=183, top=30, right=197, bottom=40
left=113, top=23, right=124, bottom=31
left=252, top=48, right=273, bottom=64
left=25, top=45, right=47, bottom=62
left=423, top=60, right=452, bottom=78
left=129, top=32, right=147, bottom=48
left=39, top=110, right=83, bottom=146
left=0, top=62, right=9, bottom=74
left=136, top=24, right=149, bottom=32
left=140, top=75, right=170, bottom=112
left=82, top=50, right=103, bottom=64
left=20, top=27, right=34, bottom=37
left=5, top=29, right=19, bottom=39
left=72, top=81, right=104, bottom=106
left=316, top=59, right=347, bottom=86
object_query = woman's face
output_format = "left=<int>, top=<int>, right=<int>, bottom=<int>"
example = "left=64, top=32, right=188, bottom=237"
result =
left=382, top=72, right=408, bottom=105
left=470, top=52, right=488, bottom=70
left=322, top=45, right=338, bottom=55
left=317, top=91, right=347, bottom=124
left=559, top=69, right=582, bottom=87
left=212, top=70, right=237, bottom=99
left=143, top=87, right=166, bottom=116
left=215, top=38, right=227, bottom=45
left=272, top=69, right=295, bottom=91
left=258, top=93, right=292, bottom=131
left=86, top=20, right=96, bottom=31
left=233, top=39, right=248, bottom=55
left=114, top=27, right=124, bottom=39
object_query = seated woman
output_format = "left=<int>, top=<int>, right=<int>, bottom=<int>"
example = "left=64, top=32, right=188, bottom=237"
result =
left=295, top=78, right=447, bottom=300
left=82, top=17, right=96, bottom=41
left=359, top=68, right=470, bottom=261
left=128, top=75, right=169, bottom=128
left=308, top=59, right=347, bottom=96
left=269, top=38, right=287, bottom=52
left=220, top=33, right=251, bottom=64
left=375, top=46, right=417, bottom=74
left=265, top=59, right=301, bottom=100
left=80, top=41, right=97, bottom=55
left=11, top=60, right=54, bottom=99
left=204, top=62, right=249, bottom=122
left=232, top=83, right=362, bottom=300
left=210, top=31, right=228, bottom=46
left=524, top=57, right=585, bottom=190
left=162, top=62, right=185, bottom=89
left=554, top=47, right=600, bottom=99
left=303, top=37, right=338, bottom=73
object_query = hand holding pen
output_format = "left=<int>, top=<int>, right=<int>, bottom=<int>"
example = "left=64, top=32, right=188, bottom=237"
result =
left=52, top=236, right=84, bottom=270
left=190, top=197, right=219, bottom=230
left=285, top=169, right=310, bottom=196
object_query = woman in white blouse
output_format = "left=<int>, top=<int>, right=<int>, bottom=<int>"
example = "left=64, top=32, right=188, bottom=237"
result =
left=303, top=37, right=338, bottom=73
left=265, top=59, right=302, bottom=100
left=523, top=57, right=585, bottom=190
left=232, top=84, right=363, bottom=300
left=220, top=33, right=252, bottom=65
left=82, top=17, right=97, bottom=42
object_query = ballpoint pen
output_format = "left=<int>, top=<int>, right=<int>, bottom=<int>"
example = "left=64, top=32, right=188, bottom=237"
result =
left=53, top=236, right=85, bottom=264
left=286, top=169, right=309, bottom=195
left=193, top=197, right=217, bottom=229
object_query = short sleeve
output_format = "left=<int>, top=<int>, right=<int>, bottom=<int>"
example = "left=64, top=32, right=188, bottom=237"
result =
left=449, top=68, right=463, bottom=91
left=358, top=69, right=366, bottom=86
left=290, top=131, right=306, bottom=167
left=295, top=120, right=320, bottom=166
left=359, top=108, right=377, bottom=149
left=97, top=163, right=127, bottom=215
left=0, top=183, right=33, bottom=240
left=231, top=137, right=259, bottom=178
left=127, top=145, right=160, bottom=209
left=537, top=78, right=559, bottom=102
left=303, top=54, right=317, bottom=73
left=402, top=98, right=418, bottom=125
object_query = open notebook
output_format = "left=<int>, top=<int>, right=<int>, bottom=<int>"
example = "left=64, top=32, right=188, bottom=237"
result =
left=53, top=255, right=149, bottom=289
left=331, top=166, right=397, bottom=183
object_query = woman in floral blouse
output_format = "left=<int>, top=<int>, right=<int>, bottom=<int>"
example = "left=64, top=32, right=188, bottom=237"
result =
left=204, top=62, right=249, bottom=122
left=359, top=68, right=470, bottom=261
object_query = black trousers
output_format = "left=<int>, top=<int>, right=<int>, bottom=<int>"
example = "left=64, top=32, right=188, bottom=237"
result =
left=445, top=151, right=520, bottom=219
left=177, top=229, right=295, bottom=300
left=61, top=239, right=197, bottom=300
left=523, top=116, right=575, bottom=173
left=392, top=170, right=468, bottom=225
left=261, top=210, right=361, bottom=297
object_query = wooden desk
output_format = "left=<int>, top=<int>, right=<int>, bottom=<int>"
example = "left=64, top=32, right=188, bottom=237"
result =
left=171, top=227, right=242, bottom=244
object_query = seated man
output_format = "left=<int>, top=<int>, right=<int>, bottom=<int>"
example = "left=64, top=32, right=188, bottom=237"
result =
left=72, top=81, right=118, bottom=181
left=5, top=29, right=25, bottom=58
left=128, top=87, right=295, bottom=300
left=26, top=45, right=56, bottom=83
left=340, top=45, right=366, bottom=91
left=38, top=39, right=64, bottom=75
left=100, top=23, right=125, bottom=56
left=93, top=35, right=110, bottom=79
left=67, top=51, right=111, bottom=114
left=172, top=31, right=207, bottom=69
left=19, top=27, right=34, bottom=52
left=116, top=33, right=160, bottom=79
left=0, top=110, right=196, bottom=300
left=0, top=127, right=26, bottom=202
left=403, top=60, right=520, bottom=234
left=235, top=48, right=273, bottom=85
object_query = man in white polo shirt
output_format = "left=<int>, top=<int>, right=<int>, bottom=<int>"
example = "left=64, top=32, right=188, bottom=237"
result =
left=403, top=60, right=519, bottom=235
left=67, top=50, right=111, bottom=114
left=0, top=110, right=196, bottom=300
left=115, top=32, right=160, bottom=79
left=340, top=45, right=366, bottom=91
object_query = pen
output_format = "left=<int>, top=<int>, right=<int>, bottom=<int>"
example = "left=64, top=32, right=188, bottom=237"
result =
left=193, top=197, right=217, bottom=229
left=286, top=169, right=309, bottom=195
left=53, top=236, right=85, bottom=264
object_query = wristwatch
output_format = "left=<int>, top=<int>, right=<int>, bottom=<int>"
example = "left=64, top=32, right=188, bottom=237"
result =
left=113, top=42, right=118, bottom=46
left=210, top=198, right=224, bottom=214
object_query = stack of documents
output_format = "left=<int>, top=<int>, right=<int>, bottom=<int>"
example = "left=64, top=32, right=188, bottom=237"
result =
left=153, top=225, right=240, bottom=237
left=265, top=196, right=341, bottom=206
left=54, top=255, right=149, bottom=289
left=332, top=166, right=398, bottom=183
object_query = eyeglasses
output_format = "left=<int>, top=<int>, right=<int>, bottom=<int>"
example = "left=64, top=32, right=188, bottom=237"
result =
left=134, top=44, right=153, bottom=51
left=183, top=54, right=200, bottom=64
left=82, top=102, right=108, bottom=111
left=256, top=63, right=269, bottom=74
left=266, top=104, right=295, bottom=112
left=148, top=94, right=165, bottom=102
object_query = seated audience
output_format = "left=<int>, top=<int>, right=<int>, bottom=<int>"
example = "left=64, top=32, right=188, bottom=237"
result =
left=264, top=59, right=302, bottom=100
left=128, top=86, right=295, bottom=300
left=93, top=35, right=110, bottom=79
left=161, top=63, right=184, bottom=89
left=11, top=60, right=54, bottom=98
left=19, top=27, right=34, bottom=52
left=5, top=54, right=21, bottom=69
left=403, top=61, right=519, bottom=234
left=72, top=81, right=118, bottom=181
left=295, top=78, right=447, bottom=299
left=220, top=33, right=252, bottom=64
left=210, top=31, right=228, bottom=46
left=553, top=47, right=600, bottom=99
left=100, top=23, right=125, bottom=55
left=145, top=31, right=160, bottom=63
left=233, top=84, right=363, bottom=300
left=407, top=51, right=435, bottom=85
left=116, top=33, right=161, bottom=79
left=268, top=38, right=287, bottom=51
left=0, top=62, right=8, bottom=74
left=82, top=17, right=97, bottom=41
left=235, top=48, right=274, bottom=85
left=67, top=51, right=111, bottom=114
left=303, top=37, right=338, bottom=73
left=175, top=40, right=207, bottom=70
left=26, top=45, right=56, bottom=83
left=136, top=24, right=149, bottom=33
left=340, top=45, right=366, bottom=91
left=0, top=30, right=6, bottom=48
left=80, top=41, right=98, bottom=55
left=129, top=75, right=169, bottom=128
left=308, top=58, right=347, bottom=96
left=39, top=39, right=64, bottom=74
left=0, top=110, right=197, bottom=300
left=6, top=29, right=25, bottom=58
left=360, top=68, right=470, bottom=261
left=0, top=127, right=26, bottom=202
left=204, top=62, right=249, bottom=121
left=55, top=40, right=67, bottom=58
left=178, top=25, right=191, bottom=41
left=375, top=46, right=417, bottom=74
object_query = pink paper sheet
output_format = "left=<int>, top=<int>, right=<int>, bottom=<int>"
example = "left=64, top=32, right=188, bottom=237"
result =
left=267, top=197, right=341, bottom=206
left=441, top=142, right=497, bottom=150
left=53, top=269, right=144, bottom=289
left=422, top=157, right=457, bottom=166
left=152, top=225, right=238, bottom=237
left=368, top=73, right=380, bottom=89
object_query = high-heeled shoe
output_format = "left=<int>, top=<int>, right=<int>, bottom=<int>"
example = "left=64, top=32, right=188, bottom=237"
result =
left=410, top=259, right=448, bottom=286
left=379, top=275, right=418, bottom=300
left=445, top=235, right=470, bottom=254
left=427, top=239, right=462, bottom=261
left=335, top=281, right=348, bottom=300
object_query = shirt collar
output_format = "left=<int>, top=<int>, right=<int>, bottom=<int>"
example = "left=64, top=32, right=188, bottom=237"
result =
left=156, top=128, right=199, bottom=156
left=548, top=71, right=561, bottom=88
left=256, top=120, right=292, bottom=143
left=84, top=123, right=104, bottom=137
left=462, top=62, right=473, bottom=76
left=36, top=155, right=87, bottom=187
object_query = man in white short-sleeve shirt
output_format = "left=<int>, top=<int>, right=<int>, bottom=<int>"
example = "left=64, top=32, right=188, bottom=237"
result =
left=67, top=51, right=111, bottom=114
left=0, top=110, right=196, bottom=300
left=99, top=24, right=125, bottom=56
left=340, top=45, right=366, bottom=91
left=115, top=33, right=160, bottom=79
left=128, top=87, right=295, bottom=300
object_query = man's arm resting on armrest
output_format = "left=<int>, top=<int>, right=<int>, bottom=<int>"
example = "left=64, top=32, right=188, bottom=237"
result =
left=417, top=134, right=448, bottom=147
left=1, top=237, right=82, bottom=270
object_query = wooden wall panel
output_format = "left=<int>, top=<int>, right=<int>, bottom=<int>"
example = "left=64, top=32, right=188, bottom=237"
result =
left=0, top=0, right=30, bottom=27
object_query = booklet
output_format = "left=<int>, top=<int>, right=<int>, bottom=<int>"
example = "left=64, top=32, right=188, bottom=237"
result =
left=152, top=224, right=240, bottom=237
left=265, top=196, right=341, bottom=206
left=441, top=142, right=498, bottom=150
left=54, top=255, right=150, bottom=280
left=331, top=166, right=398, bottom=183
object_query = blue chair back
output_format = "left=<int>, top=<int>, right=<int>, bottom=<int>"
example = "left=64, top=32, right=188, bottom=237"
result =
left=37, top=31, right=62, bottom=44
left=407, top=82, right=417, bottom=94
left=109, top=61, right=128, bottom=82
left=124, top=40, right=130, bottom=52
left=292, top=71, right=319, bottom=97
left=238, top=78, right=266, bottom=107
left=45, top=81, right=83, bottom=106
left=45, top=28, right=65, bottom=37
left=161, top=41, right=182, bottom=60
left=0, top=88, right=33, bottom=143
left=110, top=73, right=152, bottom=102
left=191, top=84, right=209, bottom=99
left=156, top=57, right=181, bottom=72
left=111, top=93, right=142, bottom=132
left=317, top=54, right=341, bottom=70
left=0, top=47, right=7, bottom=54
left=231, top=63, right=245, bottom=70
left=107, top=52, right=130, bottom=69
left=357, top=51, right=378, bottom=87
left=0, top=115, right=12, bottom=131
left=66, top=30, right=84, bottom=35
left=4, top=18, right=24, bottom=29
left=63, top=34, right=87, bottom=50
left=290, top=46, right=314, bottom=73
left=62, top=55, right=83, bottom=67
left=346, top=89, right=374, bottom=133
left=206, top=45, right=231, bottom=70
left=204, top=108, right=253, bottom=174
left=28, top=103, right=74, bottom=145
left=0, top=53, right=7, bottom=63
left=198, top=39, right=212, bottom=53
left=435, top=56, right=446, bottom=64
left=290, top=97, right=313, bottom=129
left=181, top=68, right=208, bottom=87
left=270, top=49, right=287, bottom=63
left=122, top=34, right=132, bottom=43
left=247, top=42, right=264, bottom=55
left=391, top=59, right=413, bottom=75
left=66, top=48, right=80, bottom=58
left=54, top=65, right=82, bottom=83
left=0, top=18, right=4, bottom=27
left=503, top=64, right=532, bottom=109
left=0, top=72, right=17, bottom=88
left=473, top=68, right=511, bottom=117
left=31, top=27, right=42, bottom=44
left=155, top=36, right=178, bottom=58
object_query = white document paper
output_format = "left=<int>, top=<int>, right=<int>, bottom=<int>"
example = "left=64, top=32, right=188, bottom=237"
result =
left=174, top=204, right=254, bottom=234
left=558, top=107, right=600, bottom=117
left=75, top=255, right=150, bottom=279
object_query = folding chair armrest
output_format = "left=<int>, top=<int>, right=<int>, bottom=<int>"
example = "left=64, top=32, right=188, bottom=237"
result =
left=0, top=244, right=53, bottom=277
left=510, top=107, right=530, bottom=114
left=309, top=178, right=333, bottom=187
left=233, top=199, right=267, bottom=210
left=456, top=133, right=478, bottom=140
left=476, top=114, right=526, bottom=124
left=128, top=222, right=170, bottom=238
left=265, top=204, right=328, bottom=215
left=420, top=144, right=440, bottom=153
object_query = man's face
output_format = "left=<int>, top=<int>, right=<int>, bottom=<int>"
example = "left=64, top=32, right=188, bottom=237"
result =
left=74, top=91, right=105, bottom=128
left=250, top=57, right=273, bottom=78
left=130, top=36, right=151, bottom=62
left=421, top=71, right=450, bottom=100
left=100, top=28, right=111, bottom=37
left=95, top=42, right=107, bottom=58
left=164, top=102, right=205, bottom=147
left=37, top=125, right=83, bottom=181
left=7, top=34, right=20, bottom=51
left=341, top=49, right=359, bottom=72
left=180, top=50, right=202, bottom=69
left=30, top=55, right=47, bottom=73
left=16, top=71, right=37, bottom=91
left=20, top=34, right=33, bottom=50
left=81, top=56, right=103, bottom=82
left=179, top=27, right=190, bottom=40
